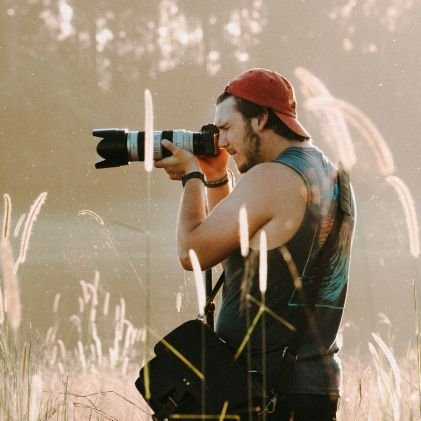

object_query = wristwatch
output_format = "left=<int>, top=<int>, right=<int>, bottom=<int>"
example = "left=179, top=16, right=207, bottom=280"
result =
left=181, top=171, right=205, bottom=187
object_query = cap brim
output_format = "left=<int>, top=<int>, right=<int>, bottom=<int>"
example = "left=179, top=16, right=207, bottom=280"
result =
left=275, top=111, right=311, bottom=138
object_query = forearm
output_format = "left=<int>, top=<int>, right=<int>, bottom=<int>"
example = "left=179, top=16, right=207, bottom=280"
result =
left=176, top=178, right=208, bottom=268
left=206, top=181, right=231, bottom=212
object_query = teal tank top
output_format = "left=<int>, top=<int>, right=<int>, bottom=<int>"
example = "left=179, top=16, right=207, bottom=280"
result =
left=215, top=145, right=356, bottom=396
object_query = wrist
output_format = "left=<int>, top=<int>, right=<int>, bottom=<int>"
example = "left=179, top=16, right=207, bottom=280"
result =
left=181, top=171, right=205, bottom=187
left=205, top=172, right=230, bottom=188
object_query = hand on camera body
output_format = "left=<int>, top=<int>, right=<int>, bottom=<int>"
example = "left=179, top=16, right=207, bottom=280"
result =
left=197, top=148, right=229, bottom=182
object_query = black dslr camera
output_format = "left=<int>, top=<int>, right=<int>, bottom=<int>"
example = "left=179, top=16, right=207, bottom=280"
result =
left=93, top=124, right=219, bottom=169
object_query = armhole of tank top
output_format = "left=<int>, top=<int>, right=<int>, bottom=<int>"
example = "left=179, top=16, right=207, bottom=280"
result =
left=272, top=158, right=321, bottom=276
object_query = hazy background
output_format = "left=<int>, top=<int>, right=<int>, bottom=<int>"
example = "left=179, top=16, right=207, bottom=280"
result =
left=1, top=0, right=420, bottom=358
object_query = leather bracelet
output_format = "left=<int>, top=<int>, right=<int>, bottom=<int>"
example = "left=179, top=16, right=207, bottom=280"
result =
left=181, top=171, right=205, bottom=187
left=205, top=173, right=230, bottom=188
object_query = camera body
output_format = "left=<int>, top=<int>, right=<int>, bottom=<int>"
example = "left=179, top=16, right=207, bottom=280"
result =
left=93, top=124, right=219, bottom=169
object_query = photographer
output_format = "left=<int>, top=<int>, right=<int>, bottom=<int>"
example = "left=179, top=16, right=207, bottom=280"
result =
left=154, top=68, right=356, bottom=421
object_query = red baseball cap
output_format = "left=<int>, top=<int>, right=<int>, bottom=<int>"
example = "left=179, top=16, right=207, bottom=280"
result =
left=224, top=68, right=310, bottom=138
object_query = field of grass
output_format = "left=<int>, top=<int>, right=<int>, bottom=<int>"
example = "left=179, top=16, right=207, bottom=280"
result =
left=1, top=311, right=419, bottom=420
left=1, top=193, right=420, bottom=420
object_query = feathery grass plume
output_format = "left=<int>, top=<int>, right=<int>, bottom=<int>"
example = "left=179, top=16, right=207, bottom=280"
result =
left=189, top=249, right=206, bottom=317
left=386, top=175, right=420, bottom=258
left=69, top=314, right=82, bottom=334
left=259, top=230, right=267, bottom=294
left=335, top=98, right=395, bottom=175
left=124, top=322, right=134, bottom=351
left=121, top=356, right=129, bottom=375
left=2, top=193, right=12, bottom=239
left=14, top=192, right=47, bottom=273
left=85, top=282, right=98, bottom=307
left=93, top=269, right=100, bottom=293
left=306, top=96, right=395, bottom=176
left=103, top=291, right=110, bottom=316
left=29, top=374, right=43, bottom=421
left=144, top=88, right=154, bottom=172
left=78, top=340, right=87, bottom=373
left=79, top=280, right=90, bottom=304
left=77, top=209, right=105, bottom=225
left=53, top=293, right=60, bottom=313
left=176, top=291, right=183, bottom=312
left=50, top=345, right=58, bottom=365
left=0, top=282, right=4, bottom=324
left=294, top=67, right=356, bottom=171
left=369, top=333, right=401, bottom=420
left=414, top=280, right=421, bottom=418
left=57, top=339, right=67, bottom=360
left=1, top=238, right=22, bottom=330
left=372, top=333, right=401, bottom=397
left=90, top=307, right=97, bottom=323
left=93, top=333, right=103, bottom=366
left=114, top=303, right=121, bottom=322
left=239, top=205, right=249, bottom=257
left=13, top=213, right=26, bottom=238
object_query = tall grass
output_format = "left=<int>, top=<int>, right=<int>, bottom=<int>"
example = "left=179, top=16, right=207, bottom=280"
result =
left=0, top=194, right=152, bottom=420
left=1, top=194, right=420, bottom=420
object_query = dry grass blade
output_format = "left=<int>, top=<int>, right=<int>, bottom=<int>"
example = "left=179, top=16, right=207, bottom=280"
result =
left=78, top=209, right=105, bottom=225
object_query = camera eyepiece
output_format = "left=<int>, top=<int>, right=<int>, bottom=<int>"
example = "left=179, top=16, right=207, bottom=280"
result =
left=93, top=125, right=219, bottom=169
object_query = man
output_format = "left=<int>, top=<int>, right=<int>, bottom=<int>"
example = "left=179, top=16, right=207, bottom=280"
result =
left=155, top=68, right=356, bottom=420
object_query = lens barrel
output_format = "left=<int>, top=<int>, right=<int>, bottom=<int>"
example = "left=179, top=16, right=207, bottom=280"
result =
left=93, top=125, right=218, bottom=169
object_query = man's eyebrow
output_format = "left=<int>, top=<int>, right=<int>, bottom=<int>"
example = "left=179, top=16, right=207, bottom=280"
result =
left=215, top=122, right=229, bottom=129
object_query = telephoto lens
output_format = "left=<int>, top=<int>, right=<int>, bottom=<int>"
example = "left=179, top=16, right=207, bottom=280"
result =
left=93, top=124, right=219, bottom=169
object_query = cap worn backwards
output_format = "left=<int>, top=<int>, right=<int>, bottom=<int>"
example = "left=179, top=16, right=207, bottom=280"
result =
left=224, top=68, right=310, bottom=138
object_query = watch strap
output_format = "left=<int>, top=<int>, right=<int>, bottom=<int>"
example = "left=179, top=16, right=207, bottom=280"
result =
left=181, top=171, right=205, bottom=187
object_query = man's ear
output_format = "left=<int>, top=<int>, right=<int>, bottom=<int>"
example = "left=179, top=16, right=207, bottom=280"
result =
left=252, top=110, right=269, bottom=132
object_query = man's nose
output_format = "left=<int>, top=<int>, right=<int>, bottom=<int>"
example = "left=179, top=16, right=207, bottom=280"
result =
left=217, top=132, right=228, bottom=148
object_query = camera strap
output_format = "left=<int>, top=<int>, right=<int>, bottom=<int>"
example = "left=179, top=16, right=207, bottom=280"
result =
left=203, top=271, right=226, bottom=324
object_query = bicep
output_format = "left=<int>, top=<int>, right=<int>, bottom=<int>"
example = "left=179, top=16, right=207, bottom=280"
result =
left=181, top=164, right=304, bottom=270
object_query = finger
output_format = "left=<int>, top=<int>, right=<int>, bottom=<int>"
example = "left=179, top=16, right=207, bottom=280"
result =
left=161, top=139, right=178, bottom=153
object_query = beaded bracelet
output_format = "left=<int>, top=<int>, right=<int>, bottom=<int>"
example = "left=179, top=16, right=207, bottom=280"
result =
left=205, top=173, right=230, bottom=188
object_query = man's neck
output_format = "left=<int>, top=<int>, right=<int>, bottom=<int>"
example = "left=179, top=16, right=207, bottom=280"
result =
left=260, top=133, right=312, bottom=162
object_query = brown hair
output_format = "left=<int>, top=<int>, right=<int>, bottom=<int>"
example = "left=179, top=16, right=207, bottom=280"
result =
left=216, top=92, right=309, bottom=141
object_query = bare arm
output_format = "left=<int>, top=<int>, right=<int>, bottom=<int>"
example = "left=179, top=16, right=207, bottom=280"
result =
left=156, top=142, right=306, bottom=271
left=197, top=149, right=232, bottom=213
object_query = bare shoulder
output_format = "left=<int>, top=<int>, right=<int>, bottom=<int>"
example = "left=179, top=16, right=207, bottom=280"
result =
left=233, top=161, right=308, bottom=249
left=235, top=161, right=308, bottom=202
left=186, top=160, right=309, bottom=268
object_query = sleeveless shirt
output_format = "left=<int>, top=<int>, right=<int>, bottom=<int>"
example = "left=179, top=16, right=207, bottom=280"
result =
left=215, top=146, right=356, bottom=396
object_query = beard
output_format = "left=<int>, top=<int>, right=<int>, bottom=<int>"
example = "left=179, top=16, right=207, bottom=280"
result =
left=237, top=119, right=262, bottom=173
